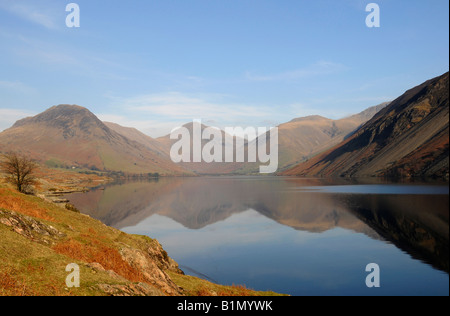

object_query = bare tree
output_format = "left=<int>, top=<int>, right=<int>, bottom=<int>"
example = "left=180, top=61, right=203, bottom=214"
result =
left=0, top=152, right=38, bottom=194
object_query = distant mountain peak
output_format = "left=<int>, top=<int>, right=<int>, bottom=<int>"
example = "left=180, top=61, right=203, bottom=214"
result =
left=289, top=115, right=330, bottom=123
left=13, top=104, right=99, bottom=126
left=32, top=104, right=92, bottom=118
left=11, top=104, right=111, bottom=141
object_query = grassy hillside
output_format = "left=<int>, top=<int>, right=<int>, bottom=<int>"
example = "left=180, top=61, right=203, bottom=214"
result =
left=0, top=183, right=285, bottom=296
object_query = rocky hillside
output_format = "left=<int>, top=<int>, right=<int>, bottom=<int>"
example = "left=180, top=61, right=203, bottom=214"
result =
left=282, top=72, right=449, bottom=179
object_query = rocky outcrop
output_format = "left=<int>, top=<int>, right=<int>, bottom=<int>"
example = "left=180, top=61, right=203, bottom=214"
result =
left=86, top=262, right=168, bottom=296
left=0, top=209, right=66, bottom=245
left=144, top=239, right=183, bottom=274
left=119, top=246, right=183, bottom=296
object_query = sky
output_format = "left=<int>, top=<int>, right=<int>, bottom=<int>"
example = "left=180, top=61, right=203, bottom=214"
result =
left=0, top=0, right=449, bottom=137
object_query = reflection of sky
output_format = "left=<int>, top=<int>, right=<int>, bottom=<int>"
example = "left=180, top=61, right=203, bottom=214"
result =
left=122, top=209, right=449, bottom=296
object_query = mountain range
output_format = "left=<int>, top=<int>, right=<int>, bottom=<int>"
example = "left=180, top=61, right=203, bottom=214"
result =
left=0, top=72, right=448, bottom=179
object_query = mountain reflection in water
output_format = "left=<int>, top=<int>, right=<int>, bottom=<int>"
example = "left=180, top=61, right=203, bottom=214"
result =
left=65, top=177, right=449, bottom=295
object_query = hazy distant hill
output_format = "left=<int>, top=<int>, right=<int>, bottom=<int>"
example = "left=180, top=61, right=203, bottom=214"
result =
left=155, top=121, right=248, bottom=174
left=282, top=72, right=449, bottom=179
left=0, top=104, right=190, bottom=175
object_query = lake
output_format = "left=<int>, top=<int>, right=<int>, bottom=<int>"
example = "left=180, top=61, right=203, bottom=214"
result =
left=65, top=176, right=449, bottom=296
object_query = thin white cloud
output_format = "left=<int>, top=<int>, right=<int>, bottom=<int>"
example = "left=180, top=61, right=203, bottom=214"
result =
left=114, top=92, right=273, bottom=120
left=0, top=1, right=59, bottom=30
left=7, top=34, right=133, bottom=81
left=0, top=80, right=36, bottom=94
left=102, top=92, right=282, bottom=138
left=97, top=113, right=181, bottom=138
left=245, top=61, right=347, bottom=82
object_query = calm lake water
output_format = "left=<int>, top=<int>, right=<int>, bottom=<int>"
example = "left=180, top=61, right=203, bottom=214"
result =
left=65, top=176, right=449, bottom=296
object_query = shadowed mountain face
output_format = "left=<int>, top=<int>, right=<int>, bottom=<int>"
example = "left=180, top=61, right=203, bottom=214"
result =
left=282, top=72, right=449, bottom=179
left=64, top=177, right=449, bottom=273
left=0, top=105, right=190, bottom=175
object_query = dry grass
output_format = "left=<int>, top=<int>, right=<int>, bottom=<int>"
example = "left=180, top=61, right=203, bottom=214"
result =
left=0, top=265, right=76, bottom=296
left=0, top=268, right=36, bottom=296
left=52, top=235, right=144, bottom=284
left=0, top=188, right=54, bottom=221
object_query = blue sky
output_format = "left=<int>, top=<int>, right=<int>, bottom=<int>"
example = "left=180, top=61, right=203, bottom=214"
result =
left=0, top=0, right=448, bottom=137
